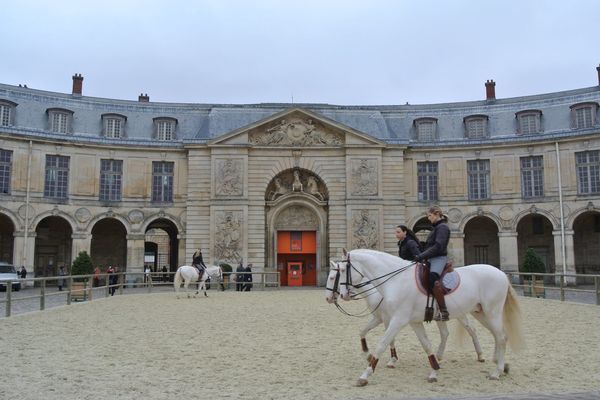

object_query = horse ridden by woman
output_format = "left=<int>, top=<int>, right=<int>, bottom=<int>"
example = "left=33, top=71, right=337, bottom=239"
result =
left=174, top=265, right=223, bottom=298
left=334, top=249, right=524, bottom=385
left=325, top=261, right=484, bottom=369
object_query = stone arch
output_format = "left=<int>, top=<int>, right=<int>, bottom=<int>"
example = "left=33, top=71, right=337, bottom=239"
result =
left=90, top=218, right=128, bottom=271
left=463, top=216, right=500, bottom=267
left=0, top=211, right=16, bottom=263
left=265, top=168, right=329, bottom=202
left=516, top=213, right=556, bottom=280
left=566, top=202, right=600, bottom=230
left=458, top=211, right=503, bottom=233
left=34, top=215, right=73, bottom=277
left=0, top=207, right=20, bottom=229
left=140, top=212, right=184, bottom=234
left=572, top=210, right=600, bottom=279
left=143, top=217, right=181, bottom=275
left=512, top=207, right=559, bottom=232
left=30, top=209, right=78, bottom=234
left=85, top=212, right=131, bottom=235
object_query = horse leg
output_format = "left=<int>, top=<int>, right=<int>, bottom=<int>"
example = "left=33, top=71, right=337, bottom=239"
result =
left=486, top=314, right=508, bottom=380
left=410, top=322, right=440, bottom=383
left=357, top=317, right=406, bottom=386
left=359, top=315, right=381, bottom=355
left=457, top=315, right=485, bottom=362
left=387, top=337, right=398, bottom=369
left=433, top=320, right=449, bottom=361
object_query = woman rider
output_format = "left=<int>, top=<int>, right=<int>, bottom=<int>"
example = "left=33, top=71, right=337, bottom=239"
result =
left=414, top=206, right=451, bottom=321
left=192, top=248, right=207, bottom=280
left=395, top=225, right=421, bottom=261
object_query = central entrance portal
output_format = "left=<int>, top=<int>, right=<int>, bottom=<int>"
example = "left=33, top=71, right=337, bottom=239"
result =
left=277, top=230, right=316, bottom=286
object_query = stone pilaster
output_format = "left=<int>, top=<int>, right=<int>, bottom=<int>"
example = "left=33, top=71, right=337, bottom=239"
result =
left=553, top=229, right=576, bottom=285
left=13, top=231, right=36, bottom=271
left=448, top=231, right=464, bottom=266
left=126, top=234, right=146, bottom=279
left=71, top=232, right=91, bottom=258
left=498, top=232, right=519, bottom=275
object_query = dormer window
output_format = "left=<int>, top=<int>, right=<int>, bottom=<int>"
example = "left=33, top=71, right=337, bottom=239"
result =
left=153, top=117, right=177, bottom=141
left=570, top=102, right=598, bottom=129
left=101, top=113, right=127, bottom=138
left=516, top=110, right=542, bottom=135
left=464, top=115, right=489, bottom=139
left=414, top=117, right=438, bottom=141
left=0, top=100, right=17, bottom=127
left=46, top=108, right=74, bottom=134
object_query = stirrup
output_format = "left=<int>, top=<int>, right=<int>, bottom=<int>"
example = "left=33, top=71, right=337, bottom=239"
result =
left=434, top=309, right=449, bottom=321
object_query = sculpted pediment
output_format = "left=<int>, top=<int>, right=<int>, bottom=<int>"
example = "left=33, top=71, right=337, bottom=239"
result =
left=208, top=108, right=384, bottom=147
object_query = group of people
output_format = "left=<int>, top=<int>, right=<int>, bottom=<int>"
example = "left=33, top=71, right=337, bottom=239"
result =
left=235, top=262, right=253, bottom=292
left=395, top=205, right=450, bottom=321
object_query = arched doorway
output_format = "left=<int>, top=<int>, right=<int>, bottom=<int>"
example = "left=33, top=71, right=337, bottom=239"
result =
left=516, top=214, right=555, bottom=282
left=90, top=218, right=127, bottom=272
left=464, top=216, right=500, bottom=267
left=144, top=218, right=179, bottom=277
left=0, top=213, right=15, bottom=263
left=573, top=211, right=600, bottom=282
left=34, top=216, right=72, bottom=277
left=412, top=216, right=431, bottom=244
left=265, top=168, right=328, bottom=286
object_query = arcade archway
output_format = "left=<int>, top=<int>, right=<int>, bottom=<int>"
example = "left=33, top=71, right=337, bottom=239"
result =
left=34, top=216, right=72, bottom=277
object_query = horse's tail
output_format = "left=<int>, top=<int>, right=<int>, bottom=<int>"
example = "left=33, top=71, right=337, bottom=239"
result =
left=174, top=268, right=182, bottom=290
left=503, top=284, right=525, bottom=352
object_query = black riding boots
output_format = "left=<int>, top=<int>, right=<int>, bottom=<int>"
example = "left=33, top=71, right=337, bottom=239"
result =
left=432, top=281, right=449, bottom=321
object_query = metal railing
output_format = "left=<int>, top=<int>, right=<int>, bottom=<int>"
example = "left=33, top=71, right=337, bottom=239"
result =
left=505, top=271, right=600, bottom=305
left=1, top=270, right=280, bottom=318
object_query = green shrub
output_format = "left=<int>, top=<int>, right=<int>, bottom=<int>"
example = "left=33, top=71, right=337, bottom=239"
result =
left=219, top=263, right=232, bottom=276
left=71, top=251, right=93, bottom=282
left=522, top=249, right=545, bottom=278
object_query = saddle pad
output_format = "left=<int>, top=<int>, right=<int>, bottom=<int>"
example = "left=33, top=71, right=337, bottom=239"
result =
left=414, top=264, right=461, bottom=296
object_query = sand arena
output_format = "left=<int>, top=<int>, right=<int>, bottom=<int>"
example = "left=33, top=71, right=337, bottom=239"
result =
left=2, top=289, right=600, bottom=400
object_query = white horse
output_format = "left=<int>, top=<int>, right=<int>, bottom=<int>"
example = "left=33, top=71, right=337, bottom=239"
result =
left=174, top=265, right=223, bottom=298
left=325, top=262, right=484, bottom=369
left=335, top=249, right=524, bottom=385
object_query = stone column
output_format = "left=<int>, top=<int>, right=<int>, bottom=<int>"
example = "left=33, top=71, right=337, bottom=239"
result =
left=498, top=232, right=519, bottom=280
left=126, top=233, right=146, bottom=283
left=177, top=234, right=186, bottom=268
left=71, top=232, right=91, bottom=259
left=553, top=229, right=576, bottom=285
left=13, top=231, right=36, bottom=272
left=448, top=231, right=464, bottom=266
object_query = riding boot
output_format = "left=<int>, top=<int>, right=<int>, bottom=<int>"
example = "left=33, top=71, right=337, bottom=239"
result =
left=432, top=281, right=449, bottom=321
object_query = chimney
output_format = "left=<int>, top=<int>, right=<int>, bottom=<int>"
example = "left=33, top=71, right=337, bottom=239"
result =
left=72, top=73, right=83, bottom=95
left=597, top=64, right=600, bottom=86
left=138, top=93, right=149, bottom=102
left=485, top=79, right=496, bottom=101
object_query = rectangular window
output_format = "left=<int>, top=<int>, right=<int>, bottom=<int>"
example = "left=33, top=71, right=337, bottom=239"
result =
left=417, top=122, right=435, bottom=141
left=467, top=159, right=490, bottom=200
left=99, top=159, right=123, bottom=201
left=521, top=156, right=544, bottom=198
left=157, top=121, right=174, bottom=141
left=51, top=113, right=69, bottom=133
left=105, top=118, right=122, bottom=138
left=576, top=150, right=600, bottom=195
left=474, top=245, right=489, bottom=264
left=466, top=118, right=486, bottom=138
left=0, top=104, right=11, bottom=127
left=417, top=161, right=438, bottom=201
left=152, top=161, right=174, bottom=202
left=519, top=114, right=539, bottom=134
left=575, top=107, right=594, bottom=129
left=44, top=155, right=69, bottom=199
left=0, top=149, right=13, bottom=194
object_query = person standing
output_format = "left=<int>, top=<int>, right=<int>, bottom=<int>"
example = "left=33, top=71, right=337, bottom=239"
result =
left=20, top=266, right=27, bottom=279
left=106, top=265, right=116, bottom=296
left=93, top=266, right=100, bottom=287
left=244, top=263, right=253, bottom=292
left=395, top=225, right=421, bottom=261
left=236, top=262, right=245, bottom=291
left=57, top=265, right=66, bottom=291
left=415, top=206, right=451, bottom=321
left=144, top=265, right=151, bottom=284
left=161, top=265, right=168, bottom=282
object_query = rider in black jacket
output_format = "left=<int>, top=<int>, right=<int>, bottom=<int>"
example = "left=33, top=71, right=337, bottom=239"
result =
left=192, top=248, right=207, bottom=280
left=415, top=206, right=451, bottom=321
left=395, top=225, right=421, bottom=261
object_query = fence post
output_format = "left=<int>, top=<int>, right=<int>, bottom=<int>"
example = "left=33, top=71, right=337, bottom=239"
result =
left=40, top=279, right=46, bottom=311
left=560, top=274, right=565, bottom=302
left=148, top=273, right=152, bottom=293
left=5, top=280, right=12, bottom=317
left=595, top=276, right=600, bottom=306
left=118, top=273, right=123, bottom=296
left=67, top=276, right=72, bottom=305
left=88, top=276, right=93, bottom=301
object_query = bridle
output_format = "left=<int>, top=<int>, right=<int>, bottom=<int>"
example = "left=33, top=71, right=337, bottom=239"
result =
left=333, top=254, right=415, bottom=317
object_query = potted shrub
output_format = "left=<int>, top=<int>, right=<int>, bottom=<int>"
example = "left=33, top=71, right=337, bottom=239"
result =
left=219, top=263, right=232, bottom=290
left=521, top=248, right=546, bottom=298
left=71, top=251, right=93, bottom=300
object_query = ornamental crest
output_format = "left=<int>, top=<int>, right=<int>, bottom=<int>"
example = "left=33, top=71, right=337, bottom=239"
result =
left=352, top=209, right=379, bottom=249
left=250, top=117, right=343, bottom=146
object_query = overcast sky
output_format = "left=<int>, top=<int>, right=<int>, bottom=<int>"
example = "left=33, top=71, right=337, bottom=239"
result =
left=2, top=0, right=599, bottom=105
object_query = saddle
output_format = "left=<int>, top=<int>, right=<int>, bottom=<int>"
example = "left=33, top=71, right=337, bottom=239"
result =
left=417, top=261, right=454, bottom=294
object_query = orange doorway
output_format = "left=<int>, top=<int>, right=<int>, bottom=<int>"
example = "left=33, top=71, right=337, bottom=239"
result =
left=277, top=231, right=317, bottom=286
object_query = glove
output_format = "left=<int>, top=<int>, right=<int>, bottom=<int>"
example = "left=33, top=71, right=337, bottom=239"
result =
left=414, top=254, right=422, bottom=262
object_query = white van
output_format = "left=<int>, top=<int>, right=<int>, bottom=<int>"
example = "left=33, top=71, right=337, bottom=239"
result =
left=0, top=262, right=21, bottom=291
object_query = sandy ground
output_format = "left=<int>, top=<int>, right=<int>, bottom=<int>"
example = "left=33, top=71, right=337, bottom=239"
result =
left=2, top=289, right=600, bottom=400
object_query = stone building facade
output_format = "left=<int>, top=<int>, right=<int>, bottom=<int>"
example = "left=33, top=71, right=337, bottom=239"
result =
left=1, top=69, right=599, bottom=285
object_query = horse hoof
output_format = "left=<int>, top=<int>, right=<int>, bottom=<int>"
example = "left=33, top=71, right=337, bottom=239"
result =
left=504, top=363, right=510, bottom=374
left=488, top=374, right=500, bottom=380
left=386, top=364, right=395, bottom=369
left=427, top=377, right=437, bottom=383
left=356, top=379, right=369, bottom=387
left=478, top=358, right=486, bottom=363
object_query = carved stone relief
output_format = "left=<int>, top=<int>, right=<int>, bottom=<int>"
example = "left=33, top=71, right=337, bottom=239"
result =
left=214, top=211, right=243, bottom=263
left=250, top=117, right=343, bottom=146
left=18, top=204, right=36, bottom=220
left=74, top=207, right=91, bottom=223
left=128, top=209, right=144, bottom=224
left=275, top=206, right=319, bottom=230
left=266, top=170, right=327, bottom=201
left=215, top=158, right=243, bottom=197
left=351, top=159, right=378, bottom=196
left=352, top=209, right=379, bottom=249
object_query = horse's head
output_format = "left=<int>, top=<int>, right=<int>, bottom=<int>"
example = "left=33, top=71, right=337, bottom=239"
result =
left=337, top=251, right=366, bottom=301
left=325, top=260, right=341, bottom=304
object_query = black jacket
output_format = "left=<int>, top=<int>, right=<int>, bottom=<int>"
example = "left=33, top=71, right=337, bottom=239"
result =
left=398, top=238, right=420, bottom=261
left=418, top=220, right=450, bottom=260
left=192, top=252, right=206, bottom=268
